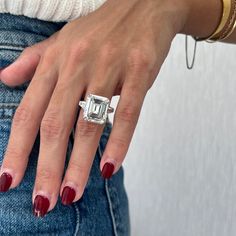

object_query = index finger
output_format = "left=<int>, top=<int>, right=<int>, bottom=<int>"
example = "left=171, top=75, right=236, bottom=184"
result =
left=0, top=56, right=58, bottom=191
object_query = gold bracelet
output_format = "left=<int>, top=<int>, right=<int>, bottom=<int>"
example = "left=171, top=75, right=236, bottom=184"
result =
left=209, top=0, right=231, bottom=39
left=195, top=0, right=231, bottom=41
left=218, top=0, right=236, bottom=40
left=225, top=19, right=236, bottom=39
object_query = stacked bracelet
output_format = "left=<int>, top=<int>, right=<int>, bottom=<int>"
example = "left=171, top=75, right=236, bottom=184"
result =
left=219, top=0, right=236, bottom=40
left=195, top=0, right=236, bottom=42
left=185, top=0, right=236, bottom=69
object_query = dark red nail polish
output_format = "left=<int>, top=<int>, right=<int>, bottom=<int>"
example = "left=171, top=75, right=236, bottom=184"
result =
left=101, top=162, right=115, bottom=179
left=61, top=186, right=76, bottom=205
left=33, top=195, right=50, bottom=217
left=0, top=172, right=12, bottom=192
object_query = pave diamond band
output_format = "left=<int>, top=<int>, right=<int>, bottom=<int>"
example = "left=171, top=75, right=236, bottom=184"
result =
left=79, top=94, right=114, bottom=124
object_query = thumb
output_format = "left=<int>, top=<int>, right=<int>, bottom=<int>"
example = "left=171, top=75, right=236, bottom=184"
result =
left=0, top=33, right=57, bottom=87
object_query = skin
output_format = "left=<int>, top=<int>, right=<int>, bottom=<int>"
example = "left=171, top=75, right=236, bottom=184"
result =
left=0, top=0, right=235, bottom=215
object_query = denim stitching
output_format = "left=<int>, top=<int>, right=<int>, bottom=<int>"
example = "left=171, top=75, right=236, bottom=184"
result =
left=72, top=203, right=80, bottom=236
left=70, top=125, right=81, bottom=236
left=105, top=180, right=119, bottom=236
left=0, top=44, right=24, bottom=51
left=98, top=143, right=118, bottom=236
left=0, top=117, right=14, bottom=121
left=0, top=103, right=19, bottom=107
left=12, top=28, right=50, bottom=38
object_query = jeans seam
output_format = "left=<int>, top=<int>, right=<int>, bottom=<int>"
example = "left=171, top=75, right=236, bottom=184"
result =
left=98, top=143, right=118, bottom=236
left=72, top=203, right=80, bottom=236
left=70, top=126, right=81, bottom=236
left=0, top=103, right=19, bottom=107
left=0, top=44, right=24, bottom=51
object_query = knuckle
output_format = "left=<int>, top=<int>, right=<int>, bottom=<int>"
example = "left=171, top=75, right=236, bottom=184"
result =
left=36, top=168, right=57, bottom=182
left=98, top=42, right=119, bottom=63
left=55, top=79, right=71, bottom=93
left=76, top=120, right=99, bottom=138
left=22, top=46, right=33, bottom=56
left=41, top=46, right=58, bottom=64
left=41, top=111, right=65, bottom=139
left=127, top=48, right=153, bottom=74
left=68, top=39, right=90, bottom=62
left=13, top=104, right=33, bottom=128
left=109, top=136, right=128, bottom=150
left=126, top=82, right=142, bottom=92
left=4, top=146, right=26, bottom=161
left=116, top=104, right=139, bottom=123
left=68, top=159, right=86, bottom=175
left=88, top=81, right=107, bottom=93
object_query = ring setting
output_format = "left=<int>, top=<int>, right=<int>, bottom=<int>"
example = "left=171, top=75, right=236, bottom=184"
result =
left=79, top=94, right=114, bottom=124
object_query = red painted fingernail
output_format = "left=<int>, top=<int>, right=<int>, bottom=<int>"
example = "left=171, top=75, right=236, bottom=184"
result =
left=101, top=162, right=115, bottom=179
left=0, top=172, right=12, bottom=192
left=61, top=186, right=76, bottom=205
left=33, top=195, right=50, bottom=217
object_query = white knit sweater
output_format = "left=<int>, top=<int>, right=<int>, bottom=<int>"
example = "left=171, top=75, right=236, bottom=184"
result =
left=0, top=0, right=107, bottom=22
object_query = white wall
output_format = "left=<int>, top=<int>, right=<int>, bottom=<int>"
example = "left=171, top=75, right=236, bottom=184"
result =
left=111, top=35, right=236, bottom=236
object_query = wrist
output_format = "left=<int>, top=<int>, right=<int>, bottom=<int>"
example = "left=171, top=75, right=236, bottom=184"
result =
left=179, top=0, right=223, bottom=38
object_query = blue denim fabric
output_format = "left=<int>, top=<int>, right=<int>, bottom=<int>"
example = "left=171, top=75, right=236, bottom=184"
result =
left=0, top=13, right=130, bottom=236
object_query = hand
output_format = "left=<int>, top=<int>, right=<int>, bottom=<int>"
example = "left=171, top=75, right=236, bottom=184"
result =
left=0, top=0, right=186, bottom=217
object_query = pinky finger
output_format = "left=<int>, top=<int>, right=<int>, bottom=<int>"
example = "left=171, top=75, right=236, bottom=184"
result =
left=100, top=79, right=147, bottom=178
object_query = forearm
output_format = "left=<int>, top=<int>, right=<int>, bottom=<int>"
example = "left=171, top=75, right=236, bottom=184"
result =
left=178, top=0, right=236, bottom=44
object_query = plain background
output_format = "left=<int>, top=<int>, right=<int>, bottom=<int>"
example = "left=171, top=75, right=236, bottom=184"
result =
left=110, top=34, right=236, bottom=236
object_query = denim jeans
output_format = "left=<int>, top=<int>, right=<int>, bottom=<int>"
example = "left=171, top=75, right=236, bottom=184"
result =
left=0, top=13, right=130, bottom=236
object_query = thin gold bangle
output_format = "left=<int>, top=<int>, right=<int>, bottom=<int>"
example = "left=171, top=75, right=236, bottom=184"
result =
left=209, top=0, right=231, bottom=39
left=195, top=0, right=231, bottom=41
left=219, top=0, right=236, bottom=40
left=220, top=20, right=236, bottom=40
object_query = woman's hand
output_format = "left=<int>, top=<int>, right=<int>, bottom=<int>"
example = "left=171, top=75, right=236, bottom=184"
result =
left=0, top=0, right=190, bottom=217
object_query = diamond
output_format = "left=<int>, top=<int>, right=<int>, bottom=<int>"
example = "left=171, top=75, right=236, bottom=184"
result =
left=83, top=94, right=110, bottom=124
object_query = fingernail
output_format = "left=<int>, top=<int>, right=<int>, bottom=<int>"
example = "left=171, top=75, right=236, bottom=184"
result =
left=61, top=186, right=76, bottom=205
left=33, top=195, right=50, bottom=217
left=101, top=162, right=115, bottom=179
left=0, top=172, right=12, bottom=192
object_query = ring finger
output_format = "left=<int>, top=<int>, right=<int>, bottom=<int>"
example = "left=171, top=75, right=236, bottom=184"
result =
left=59, top=79, right=116, bottom=205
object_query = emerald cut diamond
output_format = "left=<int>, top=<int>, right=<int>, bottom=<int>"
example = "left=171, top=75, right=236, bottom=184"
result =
left=83, top=94, right=110, bottom=124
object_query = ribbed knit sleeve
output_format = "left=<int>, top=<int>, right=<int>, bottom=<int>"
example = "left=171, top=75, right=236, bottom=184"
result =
left=0, top=0, right=107, bottom=22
